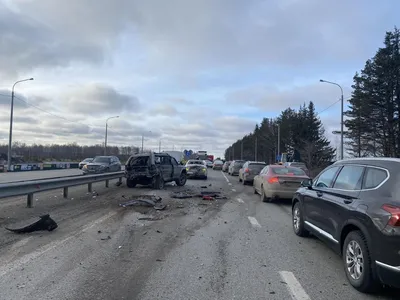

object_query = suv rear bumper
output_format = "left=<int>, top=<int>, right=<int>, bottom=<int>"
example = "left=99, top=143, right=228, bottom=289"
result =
left=375, top=260, right=400, bottom=288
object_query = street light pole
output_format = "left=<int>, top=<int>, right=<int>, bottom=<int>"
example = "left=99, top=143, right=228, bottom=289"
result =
left=241, top=140, right=243, bottom=160
left=8, top=78, right=34, bottom=171
left=320, top=79, right=344, bottom=160
left=141, top=131, right=152, bottom=153
left=104, top=116, right=119, bottom=155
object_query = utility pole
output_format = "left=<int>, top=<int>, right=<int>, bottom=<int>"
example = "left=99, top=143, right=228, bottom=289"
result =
left=104, top=116, right=119, bottom=155
left=255, top=136, right=258, bottom=161
left=159, top=140, right=161, bottom=152
left=241, top=140, right=243, bottom=160
left=232, top=146, right=235, bottom=160
left=141, top=135, right=144, bottom=153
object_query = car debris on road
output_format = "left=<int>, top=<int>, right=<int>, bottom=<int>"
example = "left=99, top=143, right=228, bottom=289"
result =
left=5, top=214, right=58, bottom=233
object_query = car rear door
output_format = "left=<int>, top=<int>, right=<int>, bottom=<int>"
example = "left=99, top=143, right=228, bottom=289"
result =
left=160, top=156, right=173, bottom=181
left=171, top=157, right=181, bottom=179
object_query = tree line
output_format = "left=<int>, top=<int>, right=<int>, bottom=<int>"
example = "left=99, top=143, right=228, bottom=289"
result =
left=345, top=27, right=400, bottom=157
left=224, top=101, right=336, bottom=173
left=224, top=27, right=400, bottom=170
left=0, top=142, right=140, bottom=163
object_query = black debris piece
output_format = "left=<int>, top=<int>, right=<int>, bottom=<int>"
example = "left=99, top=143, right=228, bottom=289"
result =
left=170, top=192, right=193, bottom=199
left=5, top=214, right=58, bottom=234
left=119, top=194, right=163, bottom=208
left=138, top=217, right=160, bottom=221
left=200, top=186, right=207, bottom=188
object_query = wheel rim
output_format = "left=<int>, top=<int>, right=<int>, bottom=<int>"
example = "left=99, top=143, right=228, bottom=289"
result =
left=293, top=207, right=300, bottom=232
left=180, top=173, right=186, bottom=184
left=346, top=240, right=364, bottom=280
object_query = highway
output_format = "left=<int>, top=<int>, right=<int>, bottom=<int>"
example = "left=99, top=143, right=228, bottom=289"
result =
left=0, top=167, right=125, bottom=184
left=0, top=169, right=398, bottom=300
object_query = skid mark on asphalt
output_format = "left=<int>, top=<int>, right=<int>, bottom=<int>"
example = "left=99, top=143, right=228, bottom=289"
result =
left=237, top=198, right=244, bottom=203
left=279, top=271, right=311, bottom=300
left=0, top=211, right=118, bottom=277
left=247, top=216, right=261, bottom=228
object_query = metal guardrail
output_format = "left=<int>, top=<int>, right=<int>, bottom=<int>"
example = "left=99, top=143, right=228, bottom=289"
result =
left=0, top=171, right=124, bottom=208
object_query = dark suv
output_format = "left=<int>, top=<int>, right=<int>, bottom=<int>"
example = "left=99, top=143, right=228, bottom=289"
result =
left=292, top=158, right=400, bottom=292
left=124, top=152, right=187, bottom=189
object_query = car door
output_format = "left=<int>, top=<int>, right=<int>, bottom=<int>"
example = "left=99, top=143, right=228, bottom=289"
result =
left=303, top=166, right=342, bottom=233
left=240, top=162, right=247, bottom=180
left=161, top=156, right=173, bottom=181
left=254, top=166, right=268, bottom=193
left=170, top=157, right=181, bottom=179
left=320, top=165, right=365, bottom=241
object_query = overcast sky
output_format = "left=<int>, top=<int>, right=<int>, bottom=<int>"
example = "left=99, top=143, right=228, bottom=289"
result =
left=0, top=0, right=398, bottom=158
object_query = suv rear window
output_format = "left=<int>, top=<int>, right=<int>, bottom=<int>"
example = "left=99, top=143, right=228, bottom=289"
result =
left=272, top=167, right=305, bottom=176
left=129, top=156, right=149, bottom=166
left=363, top=167, right=388, bottom=189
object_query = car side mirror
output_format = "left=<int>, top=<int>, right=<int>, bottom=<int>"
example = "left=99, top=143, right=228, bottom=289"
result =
left=301, top=179, right=313, bottom=189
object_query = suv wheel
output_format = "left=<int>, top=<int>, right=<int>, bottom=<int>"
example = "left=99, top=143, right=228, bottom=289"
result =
left=292, top=202, right=309, bottom=237
left=175, top=172, right=187, bottom=186
left=343, top=230, right=378, bottom=293
left=153, top=175, right=164, bottom=190
left=126, top=179, right=136, bottom=188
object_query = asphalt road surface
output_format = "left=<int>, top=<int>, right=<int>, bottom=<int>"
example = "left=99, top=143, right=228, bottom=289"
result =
left=0, top=170, right=398, bottom=300
left=0, top=166, right=125, bottom=184
left=0, top=169, right=83, bottom=184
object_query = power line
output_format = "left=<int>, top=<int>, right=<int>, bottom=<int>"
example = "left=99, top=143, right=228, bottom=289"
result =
left=317, top=96, right=351, bottom=115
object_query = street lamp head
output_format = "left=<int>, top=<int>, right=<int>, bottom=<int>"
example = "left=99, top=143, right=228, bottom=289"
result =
left=319, top=79, right=325, bottom=82
left=29, top=78, right=34, bottom=81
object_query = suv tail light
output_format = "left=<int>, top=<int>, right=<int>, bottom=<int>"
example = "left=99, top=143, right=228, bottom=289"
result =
left=382, top=204, right=400, bottom=227
left=268, top=177, right=279, bottom=184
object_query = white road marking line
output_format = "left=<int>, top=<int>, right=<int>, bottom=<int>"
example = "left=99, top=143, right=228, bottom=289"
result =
left=0, top=211, right=118, bottom=277
left=231, top=188, right=236, bottom=192
left=247, top=216, right=261, bottom=228
left=228, top=183, right=232, bottom=186
left=237, top=198, right=244, bottom=203
left=221, top=171, right=230, bottom=183
left=279, top=271, right=311, bottom=300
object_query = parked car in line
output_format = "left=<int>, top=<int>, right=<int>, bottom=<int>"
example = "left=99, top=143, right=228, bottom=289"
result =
left=228, top=160, right=245, bottom=175
left=79, top=157, right=93, bottom=169
left=286, top=162, right=310, bottom=177
left=253, top=165, right=309, bottom=202
left=204, top=160, right=213, bottom=168
left=212, top=159, right=224, bottom=170
left=124, top=152, right=187, bottom=189
left=222, top=161, right=231, bottom=172
left=238, top=161, right=267, bottom=185
left=82, top=156, right=121, bottom=174
left=185, top=160, right=208, bottom=179
left=292, top=157, right=400, bottom=292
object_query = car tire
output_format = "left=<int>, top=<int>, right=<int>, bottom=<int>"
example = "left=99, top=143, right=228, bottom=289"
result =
left=126, top=179, right=136, bottom=188
left=292, top=201, right=309, bottom=237
left=253, top=186, right=258, bottom=194
left=260, top=186, right=270, bottom=202
left=343, top=230, right=379, bottom=293
left=175, top=172, right=187, bottom=186
left=153, top=175, right=164, bottom=190
left=239, top=176, right=242, bottom=182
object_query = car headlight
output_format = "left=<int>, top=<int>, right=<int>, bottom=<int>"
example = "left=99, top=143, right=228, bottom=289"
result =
left=83, top=165, right=87, bottom=169
left=202, top=168, right=206, bottom=172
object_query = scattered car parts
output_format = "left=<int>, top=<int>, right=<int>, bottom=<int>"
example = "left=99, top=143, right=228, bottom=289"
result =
left=5, top=214, right=58, bottom=233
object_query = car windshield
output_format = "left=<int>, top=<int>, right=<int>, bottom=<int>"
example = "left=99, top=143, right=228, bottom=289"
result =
left=92, top=157, right=110, bottom=163
left=214, top=160, right=223, bottom=164
left=187, top=161, right=204, bottom=165
left=272, top=167, right=306, bottom=176
left=129, top=156, right=149, bottom=166
left=234, top=161, right=245, bottom=166
left=83, top=158, right=93, bottom=162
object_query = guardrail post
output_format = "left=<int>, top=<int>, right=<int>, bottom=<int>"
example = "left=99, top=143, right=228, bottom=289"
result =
left=63, top=187, right=68, bottom=198
left=88, top=183, right=92, bottom=193
left=119, top=177, right=122, bottom=184
left=105, top=180, right=109, bottom=188
left=27, top=193, right=33, bottom=208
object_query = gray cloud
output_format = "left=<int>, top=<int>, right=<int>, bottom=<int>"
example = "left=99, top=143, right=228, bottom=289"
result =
left=62, top=83, right=141, bottom=115
left=169, top=98, right=193, bottom=105
left=1, top=0, right=394, bottom=77
left=150, top=104, right=179, bottom=116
